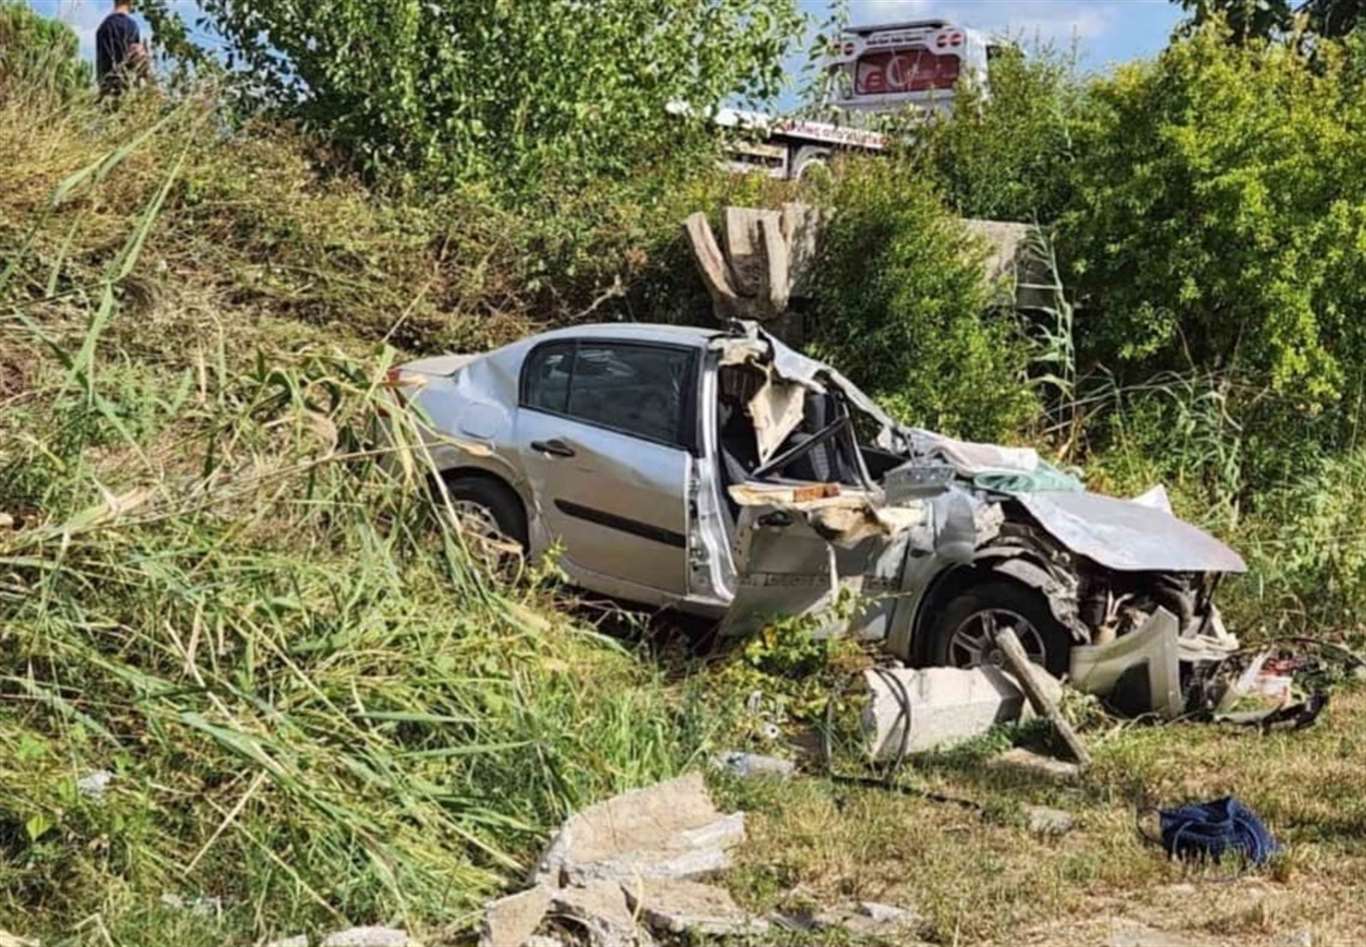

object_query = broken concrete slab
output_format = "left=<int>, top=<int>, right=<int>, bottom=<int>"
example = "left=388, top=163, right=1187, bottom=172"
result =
left=621, top=878, right=768, bottom=937
left=1025, top=805, right=1075, bottom=836
left=534, top=773, right=744, bottom=887
left=988, top=747, right=1082, bottom=784
left=264, top=938, right=308, bottom=947
left=863, top=665, right=1050, bottom=758
left=479, top=884, right=553, bottom=947
left=713, top=751, right=795, bottom=780
left=549, top=880, right=652, bottom=947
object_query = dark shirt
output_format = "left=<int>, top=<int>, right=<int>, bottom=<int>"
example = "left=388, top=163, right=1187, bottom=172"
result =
left=96, top=12, right=141, bottom=94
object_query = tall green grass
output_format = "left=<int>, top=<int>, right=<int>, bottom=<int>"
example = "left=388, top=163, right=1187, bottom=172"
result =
left=0, top=91, right=705, bottom=944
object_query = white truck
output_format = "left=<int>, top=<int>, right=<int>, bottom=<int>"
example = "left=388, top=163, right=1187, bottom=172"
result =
left=724, top=18, right=1001, bottom=179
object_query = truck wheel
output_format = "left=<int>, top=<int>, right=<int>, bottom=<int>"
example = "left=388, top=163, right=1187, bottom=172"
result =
left=440, top=474, right=528, bottom=565
left=792, top=146, right=831, bottom=182
left=925, top=579, right=1072, bottom=677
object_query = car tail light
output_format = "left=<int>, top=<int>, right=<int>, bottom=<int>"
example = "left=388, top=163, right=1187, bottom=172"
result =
left=843, top=42, right=855, bottom=55
left=936, top=34, right=948, bottom=48
left=951, top=32, right=963, bottom=46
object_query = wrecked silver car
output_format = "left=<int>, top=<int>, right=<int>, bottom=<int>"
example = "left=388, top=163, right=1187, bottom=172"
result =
left=390, top=321, right=1245, bottom=702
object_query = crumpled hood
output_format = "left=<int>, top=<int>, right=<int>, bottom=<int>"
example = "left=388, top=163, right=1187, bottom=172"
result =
left=1015, top=490, right=1247, bottom=574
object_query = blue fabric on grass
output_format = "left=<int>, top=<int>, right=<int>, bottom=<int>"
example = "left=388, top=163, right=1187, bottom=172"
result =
left=1160, top=796, right=1280, bottom=866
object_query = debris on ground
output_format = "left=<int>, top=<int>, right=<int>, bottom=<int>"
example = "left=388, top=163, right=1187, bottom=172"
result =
left=76, top=769, right=114, bottom=801
left=481, top=885, right=554, bottom=947
left=158, top=892, right=222, bottom=916
left=481, top=773, right=765, bottom=946
left=1154, top=796, right=1280, bottom=867
left=773, top=900, right=923, bottom=938
left=988, top=747, right=1083, bottom=784
left=861, top=664, right=1048, bottom=758
left=622, top=878, right=769, bottom=937
left=549, top=881, right=650, bottom=947
left=534, top=772, right=745, bottom=887
left=319, top=928, right=416, bottom=947
left=264, top=937, right=308, bottom=947
left=712, top=750, right=795, bottom=780
left=1025, top=805, right=1076, bottom=836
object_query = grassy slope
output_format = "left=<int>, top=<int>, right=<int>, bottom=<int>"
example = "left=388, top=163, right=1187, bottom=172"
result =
left=4, top=84, right=1366, bottom=947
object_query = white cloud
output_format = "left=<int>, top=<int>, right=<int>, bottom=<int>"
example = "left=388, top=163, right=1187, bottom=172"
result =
left=840, top=0, right=1120, bottom=47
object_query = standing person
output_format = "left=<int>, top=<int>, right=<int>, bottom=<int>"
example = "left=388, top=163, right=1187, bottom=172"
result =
left=96, top=0, right=149, bottom=98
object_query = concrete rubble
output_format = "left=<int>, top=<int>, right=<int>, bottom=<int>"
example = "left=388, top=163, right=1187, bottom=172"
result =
left=481, top=773, right=765, bottom=947
left=533, top=772, right=745, bottom=887
left=550, top=881, right=651, bottom=947
left=988, top=747, right=1083, bottom=784
left=861, top=665, right=1063, bottom=758
left=712, top=750, right=795, bottom=780
left=1025, top=805, right=1076, bottom=836
left=621, top=878, right=769, bottom=937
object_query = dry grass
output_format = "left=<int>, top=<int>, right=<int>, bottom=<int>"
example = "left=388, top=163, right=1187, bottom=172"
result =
left=726, top=687, right=1366, bottom=946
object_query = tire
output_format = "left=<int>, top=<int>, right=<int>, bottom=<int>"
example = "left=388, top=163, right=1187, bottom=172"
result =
left=924, top=578, right=1073, bottom=678
left=441, top=474, right=529, bottom=551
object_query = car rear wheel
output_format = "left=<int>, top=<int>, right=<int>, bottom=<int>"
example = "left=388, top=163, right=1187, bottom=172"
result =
left=440, top=475, right=528, bottom=569
left=926, top=578, right=1072, bottom=678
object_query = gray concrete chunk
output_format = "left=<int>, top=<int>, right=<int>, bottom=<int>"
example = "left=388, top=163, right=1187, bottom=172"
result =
left=713, top=751, right=795, bottom=780
left=988, top=747, right=1082, bottom=784
left=863, top=666, right=1038, bottom=757
left=621, top=878, right=769, bottom=937
left=479, top=884, right=552, bottom=947
left=535, top=773, right=744, bottom=886
left=1025, top=805, right=1076, bottom=836
left=550, top=880, right=651, bottom=947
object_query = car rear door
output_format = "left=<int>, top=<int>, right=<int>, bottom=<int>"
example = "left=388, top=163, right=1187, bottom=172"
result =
left=515, top=339, right=697, bottom=598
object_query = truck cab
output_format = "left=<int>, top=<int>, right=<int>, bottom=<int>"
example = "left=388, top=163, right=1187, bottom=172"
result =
left=823, top=19, right=1000, bottom=115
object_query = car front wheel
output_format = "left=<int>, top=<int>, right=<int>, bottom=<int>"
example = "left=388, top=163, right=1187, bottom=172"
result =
left=926, top=578, right=1072, bottom=678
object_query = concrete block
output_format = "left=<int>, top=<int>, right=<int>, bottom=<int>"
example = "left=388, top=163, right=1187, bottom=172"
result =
left=862, top=666, right=1033, bottom=757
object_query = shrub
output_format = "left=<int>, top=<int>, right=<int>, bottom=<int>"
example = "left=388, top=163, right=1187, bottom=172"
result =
left=805, top=157, right=1040, bottom=442
left=1061, top=25, right=1366, bottom=414
left=142, top=0, right=804, bottom=201
left=0, top=0, right=89, bottom=102
left=910, top=44, right=1085, bottom=223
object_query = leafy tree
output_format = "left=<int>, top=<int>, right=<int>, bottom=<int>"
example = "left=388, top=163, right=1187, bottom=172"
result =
left=141, top=0, right=803, bottom=199
left=807, top=157, right=1039, bottom=441
left=1179, top=0, right=1364, bottom=41
left=0, top=0, right=89, bottom=100
left=908, top=45, right=1085, bottom=223
left=1061, top=25, right=1366, bottom=410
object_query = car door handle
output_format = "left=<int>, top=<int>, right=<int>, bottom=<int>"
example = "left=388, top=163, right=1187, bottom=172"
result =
left=531, top=438, right=576, bottom=458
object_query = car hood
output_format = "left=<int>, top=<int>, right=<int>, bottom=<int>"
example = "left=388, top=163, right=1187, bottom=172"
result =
left=1014, top=490, right=1247, bottom=574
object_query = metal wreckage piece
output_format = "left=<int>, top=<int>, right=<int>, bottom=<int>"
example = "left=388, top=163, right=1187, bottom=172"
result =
left=713, top=325, right=1250, bottom=720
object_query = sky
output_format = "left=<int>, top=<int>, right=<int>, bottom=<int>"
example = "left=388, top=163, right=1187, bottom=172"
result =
left=33, top=0, right=1186, bottom=77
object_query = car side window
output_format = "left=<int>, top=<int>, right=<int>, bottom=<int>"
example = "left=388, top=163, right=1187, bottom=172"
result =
left=523, top=342, right=574, bottom=413
left=521, top=340, right=694, bottom=448
left=566, top=344, right=692, bottom=446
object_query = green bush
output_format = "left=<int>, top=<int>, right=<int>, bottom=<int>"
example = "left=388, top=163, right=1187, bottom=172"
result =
left=911, top=44, right=1085, bottom=223
left=805, top=157, right=1040, bottom=442
left=143, top=0, right=803, bottom=200
left=0, top=0, right=89, bottom=101
left=1062, top=26, right=1366, bottom=413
